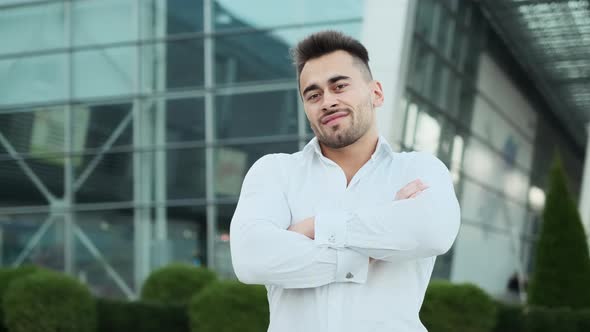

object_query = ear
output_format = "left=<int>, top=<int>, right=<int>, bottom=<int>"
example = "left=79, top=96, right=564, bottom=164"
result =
left=371, top=81, right=384, bottom=108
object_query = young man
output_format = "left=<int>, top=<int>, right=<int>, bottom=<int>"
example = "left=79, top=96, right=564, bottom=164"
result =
left=230, top=30, right=460, bottom=332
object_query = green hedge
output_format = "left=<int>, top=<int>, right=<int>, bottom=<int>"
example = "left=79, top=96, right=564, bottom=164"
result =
left=492, top=301, right=525, bottom=332
left=141, top=263, right=217, bottom=306
left=0, top=265, right=41, bottom=332
left=189, top=280, right=269, bottom=332
left=525, top=307, right=590, bottom=332
left=3, top=271, right=96, bottom=332
left=420, top=281, right=497, bottom=332
left=97, top=298, right=189, bottom=332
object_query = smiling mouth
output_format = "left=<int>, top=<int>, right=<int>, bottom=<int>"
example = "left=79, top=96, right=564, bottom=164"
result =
left=321, top=112, right=349, bottom=126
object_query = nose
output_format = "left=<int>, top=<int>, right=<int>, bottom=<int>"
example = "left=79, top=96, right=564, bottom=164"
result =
left=321, top=91, right=339, bottom=111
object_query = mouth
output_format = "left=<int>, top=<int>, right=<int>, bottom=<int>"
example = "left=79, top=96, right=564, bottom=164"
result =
left=321, top=111, right=349, bottom=126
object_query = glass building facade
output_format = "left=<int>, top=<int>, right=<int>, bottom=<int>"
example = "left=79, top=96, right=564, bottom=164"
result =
left=0, top=0, right=585, bottom=299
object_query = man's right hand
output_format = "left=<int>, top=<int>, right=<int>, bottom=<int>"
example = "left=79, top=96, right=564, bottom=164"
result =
left=395, top=179, right=429, bottom=200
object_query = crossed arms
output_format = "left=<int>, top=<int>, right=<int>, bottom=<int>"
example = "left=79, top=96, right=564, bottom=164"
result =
left=229, top=152, right=460, bottom=289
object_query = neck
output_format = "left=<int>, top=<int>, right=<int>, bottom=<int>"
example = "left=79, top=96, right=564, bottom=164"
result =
left=319, top=127, right=379, bottom=183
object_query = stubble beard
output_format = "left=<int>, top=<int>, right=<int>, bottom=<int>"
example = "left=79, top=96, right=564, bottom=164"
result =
left=314, top=100, right=373, bottom=149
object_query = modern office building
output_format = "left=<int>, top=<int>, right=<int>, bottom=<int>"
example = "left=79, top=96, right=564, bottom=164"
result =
left=0, top=0, right=588, bottom=299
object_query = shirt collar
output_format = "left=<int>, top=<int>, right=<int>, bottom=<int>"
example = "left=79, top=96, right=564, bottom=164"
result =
left=303, top=135, right=394, bottom=159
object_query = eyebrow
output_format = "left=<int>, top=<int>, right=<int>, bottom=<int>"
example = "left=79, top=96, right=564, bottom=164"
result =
left=302, top=75, right=351, bottom=97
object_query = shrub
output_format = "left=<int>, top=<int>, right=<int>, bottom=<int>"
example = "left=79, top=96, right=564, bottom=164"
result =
left=0, top=265, right=41, bottom=332
left=526, top=307, right=577, bottom=332
left=527, top=157, right=590, bottom=308
left=189, top=280, right=268, bottom=332
left=3, top=271, right=96, bottom=332
left=97, top=298, right=189, bottom=332
left=492, top=301, right=525, bottom=332
left=141, top=263, right=217, bottom=306
left=420, top=281, right=497, bottom=332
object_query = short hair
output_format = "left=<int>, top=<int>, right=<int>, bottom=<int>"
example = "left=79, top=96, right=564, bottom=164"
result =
left=291, top=30, right=373, bottom=82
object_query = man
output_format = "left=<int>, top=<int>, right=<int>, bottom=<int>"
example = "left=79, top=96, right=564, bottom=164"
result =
left=230, top=30, right=460, bottom=332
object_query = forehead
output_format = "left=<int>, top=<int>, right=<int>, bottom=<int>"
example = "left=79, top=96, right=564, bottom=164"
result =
left=299, top=50, right=361, bottom=89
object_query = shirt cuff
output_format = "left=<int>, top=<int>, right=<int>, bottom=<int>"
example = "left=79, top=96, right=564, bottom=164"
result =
left=335, top=249, right=369, bottom=284
left=314, top=210, right=351, bottom=248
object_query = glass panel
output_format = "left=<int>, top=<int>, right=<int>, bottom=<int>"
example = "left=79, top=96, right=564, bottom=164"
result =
left=415, top=0, right=435, bottom=41
left=214, top=0, right=362, bottom=31
left=73, top=0, right=137, bottom=46
left=214, top=141, right=299, bottom=198
left=413, top=107, right=442, bottom=155
left=408, top=42, right=433, bottom=96
left=167, top=205, right=206, bottom=266
left=73, top=46, right=135, bottom=99
left=0, top=107, right=64, bottom=154
left=215, top=203, right=235, bottom=278
left=0, top=2, right=65, bottom=55
left=140, top=0, right=204, bottom=39
left=215, top=22, right=361, bottom=86
left=0, top=54, right=67, bottom=106
left=159, top=97, right=205, bottom=143
left=74, top=151, right=133, bottom=203
left=142, top=39, right=204, bottom=92
left=167, top=148, right=206, bottom=200
left=435, top=9, right=454, bottom=58
left=75, top=209, right=134, bottom=297
left=74, top=102, right=133, bottom=151
left=215, top=90, right=298, bottom=139
left=0, top=213, right=64, bottom=271
left=0, top=159, right=50, bottom=206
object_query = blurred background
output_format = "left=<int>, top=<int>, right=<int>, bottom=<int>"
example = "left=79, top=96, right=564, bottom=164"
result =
left=0, top=0, right=589, bottom=302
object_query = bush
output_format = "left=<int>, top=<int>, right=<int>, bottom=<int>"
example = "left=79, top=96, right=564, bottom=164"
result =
left=492, top=301, right=525, bottom=332
left=3, top=271, right=96, bottom=332
left=526, top=307, right=578, bottom=332
left=420, top=281, right=497, bottom=332
left=97, top=298, right=189, bottom=332
left=0, top=265, right=42, bottom=332
left=528, top=157, right=590, bottom=308
left=141, top=263, right=217, bottom=306
left=189, top=280, right=268, bottom=332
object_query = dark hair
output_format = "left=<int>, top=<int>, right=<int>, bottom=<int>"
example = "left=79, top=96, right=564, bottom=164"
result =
left=291, top=30, right=372, bottom=81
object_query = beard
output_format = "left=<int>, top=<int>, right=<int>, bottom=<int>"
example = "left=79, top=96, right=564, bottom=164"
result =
left=313, top=100, right=373, bottom=149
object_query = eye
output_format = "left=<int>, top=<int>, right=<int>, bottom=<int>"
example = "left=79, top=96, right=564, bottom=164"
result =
left=307, top=93, right=320, bottom=101
left=335, top=83, right=347, bottom=91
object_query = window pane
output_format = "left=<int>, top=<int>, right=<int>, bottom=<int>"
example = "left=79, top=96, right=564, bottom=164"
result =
left=73, top=46, right=135, bottom=99
left=214, top=0, right=362, bottom=31
left=74, top=151, right=133, bottom=203
left=140, top=0, right=204, bottom=39
left=168, top=205, right=207, bottom=266
left=214, top=141, right=299, bottom=198
left=215, top=90, right=298, bottom=139
left=0, top=54, right=67, bottom=106
left=73, top=0, right=137, bottom=46
left=161, top=98, right=205, bottom=143
left=167, top=148, right=206, bottom=200
left=413, top=108, right=442, bottom=155
left=215, top=203, right=235, bottom=278
left=75, top=209, right=134, bottom=297
left=74, top=102, right=133, bottom=151
left=215, top=23, right=361, bottom=86
left=0, top=2, right=65, bottom=55
left=142, top=39, right=204, bottom=92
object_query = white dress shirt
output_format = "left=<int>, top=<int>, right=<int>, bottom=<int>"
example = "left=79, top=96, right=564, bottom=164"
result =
left=230, top=136, right=461, bottom=332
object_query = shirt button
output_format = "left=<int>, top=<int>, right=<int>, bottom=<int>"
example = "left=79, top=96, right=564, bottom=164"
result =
left=346, top=272, right=354, bottom=279
left=328, top=235, right=335, bottom=243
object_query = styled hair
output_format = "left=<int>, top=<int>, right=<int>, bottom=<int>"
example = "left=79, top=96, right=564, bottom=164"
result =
left=290, top=30, right=372, bottom=81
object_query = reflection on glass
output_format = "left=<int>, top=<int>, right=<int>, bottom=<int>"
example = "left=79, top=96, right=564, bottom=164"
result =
left=214, top=141, right=299, bottom=198
left=142, top=39, right=204, bottom=92
left=75, top=209, right=134, bottom=298
left=0, top=54, right=67, bottom=105
left=167, top=148, right=206, bottom=200
left=73, top=0, right=136, bottom=46
left=0, top=160, right=50, bottom=205
left=415, top=0, right=435, bottom=41
left=74, top=102, right=133, bottom=150
left=214, top=0, right=362, bottom=31
left=168, top=206, right=206, bottom=267
left=403, top=102, right=418, bottom=149
left=75, top=151, right=133, bottom=203
left=140, top=0, right=204, bottom=39
left=215, top=90, right=298, bottom=139
left=215, top=204, right=235, bottom=278
left=160, top=98, right=205, bottom=143
left=0, top=213, right=64, bottom=271
left=0, top=2, right=65, bottom=55
left=73, top=46, right=135, bottom=99
left=409, top=43, right=433, bottom=96
left=414, top=109, right=441, bottom=155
